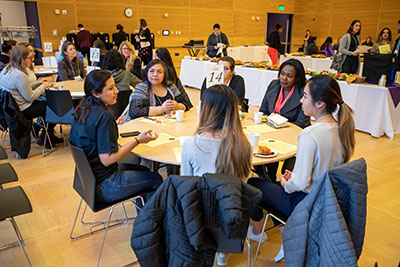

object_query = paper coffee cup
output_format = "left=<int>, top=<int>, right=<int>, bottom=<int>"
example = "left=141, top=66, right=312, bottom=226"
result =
left=176, top=110, right=184, bottom=122
left=254, top=112, right=263, bottom=124
left=249, top=133, right=260, bottom=148
left=57, top=83, right=63, bottom=90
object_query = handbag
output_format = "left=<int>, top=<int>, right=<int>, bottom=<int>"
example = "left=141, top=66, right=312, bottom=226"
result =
left=330, top=51, right=344, bottom=72
left=363, top=53, right=395, bottom=84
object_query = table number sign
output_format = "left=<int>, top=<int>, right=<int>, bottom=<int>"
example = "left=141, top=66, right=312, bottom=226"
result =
left=206, top=64, right=224, bottom=88
left=44, top=42, right=53, bottom=52
left=90, top=48, right=100, bottom=62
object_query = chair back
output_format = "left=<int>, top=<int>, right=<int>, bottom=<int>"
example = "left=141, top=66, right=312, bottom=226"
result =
left=70, top=145, right=97, bottom=211
left=45, top=89, right=74, bottom=124
left=109, top=90, right=132, bottom=119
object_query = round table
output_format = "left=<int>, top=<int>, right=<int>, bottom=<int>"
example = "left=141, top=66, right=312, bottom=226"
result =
left=118, top=109, right=302, bottom=166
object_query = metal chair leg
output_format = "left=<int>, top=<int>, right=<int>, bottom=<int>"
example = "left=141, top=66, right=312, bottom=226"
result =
left=9, top=217, right=32, bottom=266
left=246, top=235, right=251, bottom=267
left=122, top=203, right=129, bottom=223
left=70, top=199, right=83, bottom=239
left=252, top=213, right=270, bottom=267
left=96, top=206, right=114, bottom=267
left=42, top=121, right=54, bottom=157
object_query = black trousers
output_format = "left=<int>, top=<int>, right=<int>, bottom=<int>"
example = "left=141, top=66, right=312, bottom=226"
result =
left=248, top=178, right=307, bottom=225
left=80, top=47, right=91, bottom=66
left=22, top=100, right=56, bottom=132
left=341, top=56, right=359, bottom=74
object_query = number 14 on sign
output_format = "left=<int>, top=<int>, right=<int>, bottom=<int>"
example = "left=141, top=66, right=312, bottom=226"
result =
left=206, top=64, right=224, bottom=88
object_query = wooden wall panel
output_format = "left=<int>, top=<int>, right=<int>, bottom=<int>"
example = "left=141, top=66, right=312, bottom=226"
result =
left=233, top=11, right=266, bottom=40
left=233, top=0, right=268, bottom=12
left=191, top=0, right=233, bottom=9
left=138, top=0, right=188, bottom=7
left=190, top=8, right=234, bottom=40
left=378, top=11, right=400, bottom=41
left=76, top=4, right=138, bottom=34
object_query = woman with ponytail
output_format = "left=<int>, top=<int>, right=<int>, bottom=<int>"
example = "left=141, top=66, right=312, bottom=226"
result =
left=70, top=70, right=162, bottom=204
left=181, top=84, right=252, bottom=266
left=248, top=75, right=355, bottom=262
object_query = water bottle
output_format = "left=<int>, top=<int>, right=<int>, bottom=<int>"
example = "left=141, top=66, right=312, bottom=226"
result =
left=378, top=74, right=386, bottom=87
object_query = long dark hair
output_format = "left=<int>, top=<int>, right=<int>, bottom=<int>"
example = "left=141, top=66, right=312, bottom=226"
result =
left=197, top=84, right=252, bottom=179
left=347, top=19, right=361, bottom=35
left=377, top=27, right=392, bottom=42
left=142, top=59, right=169, bottom=88
left=307, top=75, right=355, bottom=163
left=278, top=59, right=306, bottom=88
left=320, top=37, right=333, bottom=50
left=74, top=70, right=111, bottom=123
left=102, top=49, right=125, bottom=71
left=155, top=48, right=178, bottom=84
left=61, top=41, right=81, bottom=64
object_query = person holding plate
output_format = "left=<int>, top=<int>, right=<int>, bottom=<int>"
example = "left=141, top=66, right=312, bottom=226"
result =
left=206, top=24, right=229, bottom=58
left=128, top=59, right=191, bottom=120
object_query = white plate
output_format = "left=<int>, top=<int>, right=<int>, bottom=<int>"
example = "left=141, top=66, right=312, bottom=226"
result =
left=253, top=149, right=277, bottom=158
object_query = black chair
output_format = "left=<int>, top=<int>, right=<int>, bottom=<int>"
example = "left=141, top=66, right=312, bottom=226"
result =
left=0, top=163, right=18, bottom=190
left=0, top=145, right=7, bottom=160
left=0, top=186, right=32, bottom=266
left=69, top=145, right=153, bottom=266
left=41, top=89, right=74, bottom=156
left=109, top=89, right=132, bottom=119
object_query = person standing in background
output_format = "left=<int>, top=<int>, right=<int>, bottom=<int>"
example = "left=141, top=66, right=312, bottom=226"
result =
left=206, top=23, right=229, bottom=58
left=303, top=29, right=311, bottom=53
left=76, top=24, right=92, bottom=66
left=113, top=24, right=128, bottom=49
left=135, top=19, right=152, bottom=66
left=267, top=24, right=284, bottom=64
left=393, top=19, right=400, bottom=72
left=371, top=28, right=395, bottom=54
left=339, top=19, right=361, bottom=74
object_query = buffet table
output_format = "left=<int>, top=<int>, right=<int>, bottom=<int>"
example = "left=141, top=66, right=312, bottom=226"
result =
left=279, top=55, right=333, bottom=72
left=180, top=59, right=399, bottom=138
left=227, top=46, right=271, bottom=62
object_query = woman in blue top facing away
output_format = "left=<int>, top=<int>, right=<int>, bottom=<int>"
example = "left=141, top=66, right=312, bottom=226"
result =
left=69, top=70, right=162, bottom=203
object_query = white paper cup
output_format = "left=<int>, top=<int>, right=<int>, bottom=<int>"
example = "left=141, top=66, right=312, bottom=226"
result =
left=57, top=83, right=63, bottom=90
left=254, top=112, right=263, bottom=124
left=249, top=133, right=260, bottom=148
left=176, top=110, right=184, bottom=122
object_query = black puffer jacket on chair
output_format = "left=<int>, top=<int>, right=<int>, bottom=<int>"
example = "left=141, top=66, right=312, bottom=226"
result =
left=131, top=173, right=262, bottom=267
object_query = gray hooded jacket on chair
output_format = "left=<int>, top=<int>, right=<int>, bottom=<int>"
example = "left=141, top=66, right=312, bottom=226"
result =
left=131, top=173, right=262, bottom=267
left=282, top=158, right=367, bottom=267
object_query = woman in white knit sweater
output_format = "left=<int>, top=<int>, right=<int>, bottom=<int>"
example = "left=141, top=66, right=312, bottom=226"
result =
left=0, top=44, right=61, bottom=147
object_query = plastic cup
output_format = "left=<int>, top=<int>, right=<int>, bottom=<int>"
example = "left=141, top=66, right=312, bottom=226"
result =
left=176, top=110, right=184, bottom=122
left=254, top=112, right=263, bottom=124
left=249, top=133, right=260, bottom=148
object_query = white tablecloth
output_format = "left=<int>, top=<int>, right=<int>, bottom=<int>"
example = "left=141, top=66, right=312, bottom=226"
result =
left=180, top=59, right=399, bottom=138
left=280, top=55, right=333, bottom=72
left=227, top=46, right=270, bottom=62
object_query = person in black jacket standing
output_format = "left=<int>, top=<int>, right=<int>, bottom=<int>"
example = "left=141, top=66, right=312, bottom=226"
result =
left=268, top=24, right=284, bottom=55
left=206, top=24, right=229, bottom=58
left=113, top=24, right=128, bottom=49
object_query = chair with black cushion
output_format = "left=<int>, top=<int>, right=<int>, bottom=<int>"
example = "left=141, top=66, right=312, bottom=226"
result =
left=69, top=145, right=153, bottom=267
left=41, top=89, right=74, bottom=156
left=248, top=204, right=288, bottom=267
left=0, top=163, right=18, bottom=190
left=0, top=145, right=7, bottom=160
left=108, top=90, right=132, bottom=119
left=0, top=186, right=33, bottom=266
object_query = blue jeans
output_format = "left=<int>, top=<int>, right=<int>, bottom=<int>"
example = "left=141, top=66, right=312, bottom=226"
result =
left=96, top=162, right=163, bottom=204
left=248, top=178, right=307, bottom=225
